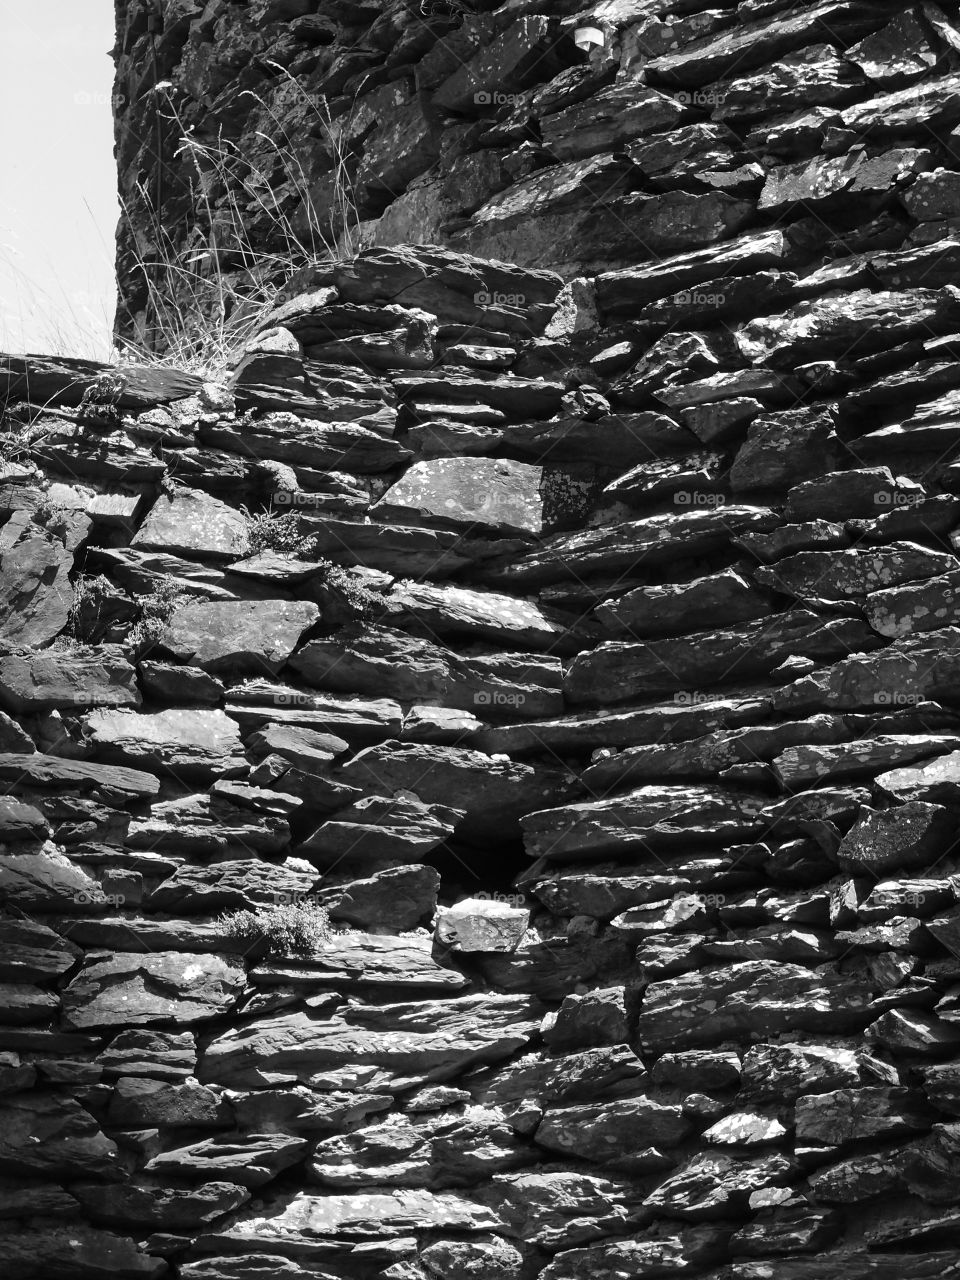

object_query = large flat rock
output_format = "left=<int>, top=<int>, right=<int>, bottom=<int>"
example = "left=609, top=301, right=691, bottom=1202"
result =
left=0, top=1224, right=165, bottom=1279
left=131, top=487, right=250, bottom=560
left=250, top=934, right=468, bottom=993
left=374, top=456, right=548, bottom=535
left=148, top=858, right=313, bottom=914
left=298, top=794, right=463, bottom=867
left=645, top=1, right=852, bottom=87
left=197, top=1188, right=501, bottom=1257
left=289, top=624, right=564, bottom=719
left=380, top=580, right=595, bottom=653
left=0, top=847, right=115, bottom=913
left=61, top=952, right=246, bottom=1029
left=472, top=693, right=770, bottom=757
left=0, top=1091, right=119, bottom=1179
left=82, top=707, right=247, bottom=780
left=201, top=413, right=410, bottom=472
left=199, top=993, right=541, bottom=1088
left=145, top=1134, right=308, bottom=1188
left=0, top=751, right=159, bottom=802
left=164, top=598, right=319, bottom=675
left=636, top=962, right=883, bottom=1053
left=0, top=648, right=140, bottom=712
left=478, top=507, right=777, bottom=587
left=334, top=741, right=570, bottom=838
left=0, top=533, right=75, bottom=646
left=522, top=787, right=768, bottom=861
left=565, top=612, right=877, bottom=705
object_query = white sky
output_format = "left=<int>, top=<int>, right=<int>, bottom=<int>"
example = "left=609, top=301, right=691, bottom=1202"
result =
left=0, top=1, right=119, bottom=360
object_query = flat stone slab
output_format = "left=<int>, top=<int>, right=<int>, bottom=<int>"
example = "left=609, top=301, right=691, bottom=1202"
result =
left=70, top=1179, right=251, bottom=1229
left=374, top=456, right=547, bottom=535
left=0, top=848, right=114, bottom=913
left=564, top=611, right=877, bottom=705
left=199, top=1188, right=502, bottom=1256
left=251, top=934, right=469, bottom=992
left=298, top=794, right=464, bottom=867
left=757, top=544, right=958, bottom=602
left=636, top=961, right=881, bottom=1053
left=522, top=787, right=769, bottom=861
left=0, top=917, right=81, bottom=981
left=225, top=681, right=401, bottom=742
left=289, top=624, right=564, bottom=720
left=380, top=580, right=596, bottom=654
left=145, top=1134, right=308, bottom=1188
left=335, top=741, right=569, bottom=838
left=0, top=649, right=140, bottom=712
left=472, top=692, right=770, bottom=757
left=0, top=1090, right=120, bottom=1179
left=61, top=952, right=247, bottom=1029
left=0, top=533, right=75, bottom=647
left=437, top=897, right=530, bottom=954
left=82, top=707, right=246, bottom=780
left=149, top=858, right=314, bottom=914
left=131, top=487, right=250, bottom=560
left=200, top=993, right=540, bottom=1088
left=127, top=791, right=289, bottom=853
left=0, top=752, right=159, bottom=802
left=202, top=414, right=410, bottom=473
left=164, top=599, right=319, bottom=675
left=479, top=506, right=778, bottom=588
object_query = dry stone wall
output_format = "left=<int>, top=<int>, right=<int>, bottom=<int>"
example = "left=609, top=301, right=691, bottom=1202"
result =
left=3, top=0, right=960, bottom=1277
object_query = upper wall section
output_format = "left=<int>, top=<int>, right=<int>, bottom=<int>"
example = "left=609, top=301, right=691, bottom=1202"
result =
left=113, top=0, right=960, bottom=341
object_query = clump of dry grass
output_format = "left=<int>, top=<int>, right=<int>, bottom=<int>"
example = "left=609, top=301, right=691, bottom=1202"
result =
left=119, top=73, right=361, bottom=378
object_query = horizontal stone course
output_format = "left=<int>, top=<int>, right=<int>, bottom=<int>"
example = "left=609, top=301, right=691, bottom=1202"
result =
left=8, top=0, right=960, bottom=1274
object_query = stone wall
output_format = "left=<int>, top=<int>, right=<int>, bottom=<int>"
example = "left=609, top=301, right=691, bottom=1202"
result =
left=3, top=0, right=960, bottom=1276
left=112, top=0, right=960, bottom=337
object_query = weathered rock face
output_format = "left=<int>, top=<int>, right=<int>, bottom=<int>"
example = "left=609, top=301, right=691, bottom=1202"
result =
left=8, top=0, right=960, bottom=1274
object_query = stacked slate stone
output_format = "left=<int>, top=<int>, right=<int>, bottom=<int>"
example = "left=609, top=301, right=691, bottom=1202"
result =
left=4, top=236, right=960, bottom=1277
left=2, top=0, right=960, bottom=1276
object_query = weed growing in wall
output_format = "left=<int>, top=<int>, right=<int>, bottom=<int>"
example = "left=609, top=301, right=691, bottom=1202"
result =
left=218, top=899, right=331, bottom=956
left=243, top=508, right=316, bottom=557
left=129, top=577, right=190, bottom=648
left=119, top=73, right=361, bottom=377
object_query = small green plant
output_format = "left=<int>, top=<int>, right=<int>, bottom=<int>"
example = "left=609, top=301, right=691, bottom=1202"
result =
left=77, top=371, right=125, bottom=429
left=0, top=408, right=62, bottom=467
left=67, top=574, right=116, bottom=643
left=218, top=899, right=331, bottom=956
left=129, top=577, right=190, bottom=647
left=33, top=492, right=69, bottom=526
left=317, top=559, right=383, bottom=619
left=243, top=508, right=316, bottom=556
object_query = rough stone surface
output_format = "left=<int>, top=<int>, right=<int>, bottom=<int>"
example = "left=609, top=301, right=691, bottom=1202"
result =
left=8, top=8, right=960, bottom=1275
left=164, top=599, right=319, bottom=674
